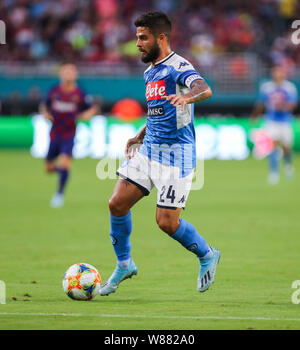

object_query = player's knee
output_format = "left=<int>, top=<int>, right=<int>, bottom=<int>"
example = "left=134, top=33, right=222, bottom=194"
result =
left=156, top=216, right=178, bottom=235
left=59, top=164, right=70, bottom=171
left=108, top=196, right=128, bottom=217
left=59, top=158, right=71, bottom=170
left=45, top=163, right=55, bottom=173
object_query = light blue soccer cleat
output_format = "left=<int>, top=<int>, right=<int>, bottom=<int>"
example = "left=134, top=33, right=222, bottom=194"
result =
left=50, top=193, right=64, bottom=208
left=268, top=172, right=280, bottom=185
left=197, top=247, right=221, bottom=293
left=99, top=259, right=138, bottom=296
left=284, top=164, right=295, bottom=181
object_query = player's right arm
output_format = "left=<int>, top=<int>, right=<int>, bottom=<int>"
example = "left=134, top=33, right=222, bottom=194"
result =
left=40, top=103, right=54, bottom=122
left=125, top=125, right=146, bottom=158
left=251, top=82, right=267, bottom=122
left=40, top=88, right=54, bottom=122
left=251, top=102, right=265, bottom=121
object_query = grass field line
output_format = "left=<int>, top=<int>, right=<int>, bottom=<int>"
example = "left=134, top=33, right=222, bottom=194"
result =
left=1, top=312, right=300, bottom=322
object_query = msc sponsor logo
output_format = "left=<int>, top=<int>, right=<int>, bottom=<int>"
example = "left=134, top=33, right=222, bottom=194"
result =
left=148, top=106, right=165, bottom=117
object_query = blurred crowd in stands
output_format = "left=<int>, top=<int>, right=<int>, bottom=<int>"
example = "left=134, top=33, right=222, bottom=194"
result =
left=0, top=0, right=300, bottom=70
left=0, top=0, right=299, bottom=116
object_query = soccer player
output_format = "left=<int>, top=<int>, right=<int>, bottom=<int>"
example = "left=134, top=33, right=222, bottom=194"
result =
left=252, top=65, right=298, bottom=184
left=40, top=62, right=98, bottom=207
left=100, top=12, right=221, bottom=296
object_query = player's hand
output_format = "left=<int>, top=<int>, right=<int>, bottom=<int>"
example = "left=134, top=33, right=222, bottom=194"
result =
left=249, top=115, right=259, bottom=126
left=273, top=102, right=288, bottom=112
left=162, top=94, right=188, bottom=111
left=45, top=113, right=54, bottom=122
left=125, top=137, right=142, bottom=159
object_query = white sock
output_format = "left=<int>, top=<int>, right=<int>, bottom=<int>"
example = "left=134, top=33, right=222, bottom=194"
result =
left=201, top=247, right=213, bottom=260
left=117, top=258, right=131, bottom=269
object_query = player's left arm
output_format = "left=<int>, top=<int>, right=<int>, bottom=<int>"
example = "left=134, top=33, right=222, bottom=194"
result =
left=274, top=101, right=297, bottom=112
left=275, top=84, right=298, bottom=112
left=78, top=92, right=99, bottom=121
left=162, top=79, right=212, bottom=111
left=80, top=104, right=99, bottom=121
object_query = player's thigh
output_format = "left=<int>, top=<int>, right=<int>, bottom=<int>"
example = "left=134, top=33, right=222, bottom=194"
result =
left=109, top=178, right=145, bottom=216
left=156, top=206, right=182, bottom=235
left=155, top=169, right=194, bottom=210
left=265, top=121, right=280, bottom=144
left=45, top=139, right=59, bottom=172
left=281, top=125, right=294, bottom=150
left=58, top=138, right=74, bottom=169
left=154, top=169, right=193, bottom=234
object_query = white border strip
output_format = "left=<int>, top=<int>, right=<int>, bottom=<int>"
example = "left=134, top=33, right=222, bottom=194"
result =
left=0, top=312, right=300, bottom=322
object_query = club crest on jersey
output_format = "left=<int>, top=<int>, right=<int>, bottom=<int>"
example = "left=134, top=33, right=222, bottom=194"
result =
left=146, top=80, right=167, bottom=101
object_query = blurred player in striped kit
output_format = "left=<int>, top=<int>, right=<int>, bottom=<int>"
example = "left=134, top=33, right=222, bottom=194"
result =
left=40, top=62, right=98, bottom=207
left=252, top=65, right=298, bottom=184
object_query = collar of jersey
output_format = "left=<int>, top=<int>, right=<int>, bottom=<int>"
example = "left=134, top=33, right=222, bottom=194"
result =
left=153, top=52, right=175, bottom=67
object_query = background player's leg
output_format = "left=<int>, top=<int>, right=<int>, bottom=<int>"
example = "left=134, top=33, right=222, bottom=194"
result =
left=268, top=140, right=280, bottom=185
left=282, top=125, right=295, bottom=179
left=56, top=153, right=72, bottom=195
left=45, top=139, right=64, bottom=207
left=156, top=207, right=211, bottom=258
left=45, top=160, right=56, bottom=173
left=45, top=138, right=59, bottom=174
left=50, top=153, right=71, bottom=208
left=283, top=145, right=294, bottom=179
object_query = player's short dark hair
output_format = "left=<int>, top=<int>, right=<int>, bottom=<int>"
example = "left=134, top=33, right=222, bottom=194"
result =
left=134, top=12, right=172, bottom=42
left=60, top=60, right=77, bottom=68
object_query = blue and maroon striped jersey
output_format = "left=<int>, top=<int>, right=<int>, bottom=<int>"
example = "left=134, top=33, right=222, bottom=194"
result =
left=45, top=85, right=93, bottom=140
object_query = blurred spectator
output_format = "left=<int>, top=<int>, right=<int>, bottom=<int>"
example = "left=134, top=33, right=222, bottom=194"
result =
left=28, top=86, right=41, bottom=105
left=0, top=0, right=299, bottom=69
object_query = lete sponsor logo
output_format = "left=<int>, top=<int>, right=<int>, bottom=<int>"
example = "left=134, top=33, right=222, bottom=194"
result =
left=146, top=80, right=167, bottom=101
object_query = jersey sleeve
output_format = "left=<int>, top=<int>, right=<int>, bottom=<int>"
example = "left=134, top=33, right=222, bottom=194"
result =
left=171, top=60, right=203, bottom=89
left=286, top=83, right=298, bottom=104
left=257, top=83, right=268, bottom=104
left=44, top=86, right=56, bottom=109
left=79, top=90, right=94, bottom=111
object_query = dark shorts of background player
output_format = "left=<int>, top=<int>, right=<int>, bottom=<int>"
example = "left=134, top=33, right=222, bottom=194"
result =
left=46, top=136, right=74, bottom=162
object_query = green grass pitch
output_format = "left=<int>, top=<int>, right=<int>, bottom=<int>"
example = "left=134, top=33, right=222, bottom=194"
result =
left=0, top=150, right=300, bottom=330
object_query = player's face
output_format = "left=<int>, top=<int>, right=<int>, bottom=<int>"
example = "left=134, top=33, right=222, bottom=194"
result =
left=272, top=66, right=286, bottom=82
left=59, top=64, right=78, bottom=84
left=136, top=27, right=160, bottom=63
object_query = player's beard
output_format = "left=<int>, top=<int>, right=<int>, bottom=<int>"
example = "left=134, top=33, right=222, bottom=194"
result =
left=140, top=42, right=161, bottom=63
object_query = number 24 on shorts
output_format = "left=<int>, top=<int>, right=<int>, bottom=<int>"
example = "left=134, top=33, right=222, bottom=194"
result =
left=159, top=185, right=176, bottom=204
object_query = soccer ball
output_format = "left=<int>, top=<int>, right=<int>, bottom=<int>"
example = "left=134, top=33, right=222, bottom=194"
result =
left=62, top=263, right=101, bottom=300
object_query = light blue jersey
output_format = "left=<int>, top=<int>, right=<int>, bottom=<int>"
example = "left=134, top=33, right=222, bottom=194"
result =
left=259, top=80, right=298, bottom=123
left=139, top=52, right=203, bottom=176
